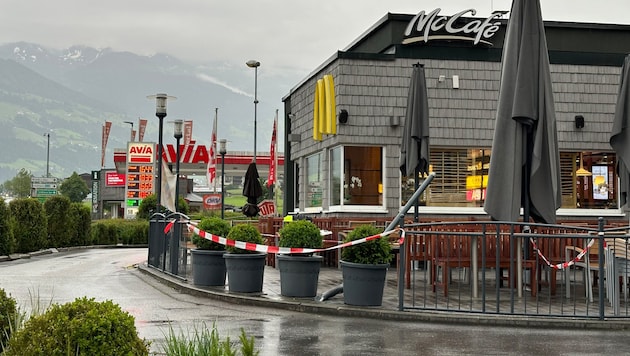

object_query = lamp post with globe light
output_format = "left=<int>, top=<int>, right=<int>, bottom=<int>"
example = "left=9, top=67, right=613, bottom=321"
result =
left=147, top=93, right=175, bottom=213
left=173, top=120, right=183, bottom=212
left=246, top=60, right=260, bottom=162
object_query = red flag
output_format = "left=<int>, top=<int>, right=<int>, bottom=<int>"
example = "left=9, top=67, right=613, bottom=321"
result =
left=101, top=121, right=112, bottom=168
left=184, top=120, right=193, bottom=146
left=207, top=109, right=218, bottom=187
left=267, top=114, right=277, bottom=187
left=138, top=119, right=147, bottom=142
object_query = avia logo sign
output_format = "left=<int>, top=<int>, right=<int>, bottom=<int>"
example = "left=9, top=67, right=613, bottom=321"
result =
left=403, top=8, right=507, bottom=46
left=127, top=143, right=155, bottom=163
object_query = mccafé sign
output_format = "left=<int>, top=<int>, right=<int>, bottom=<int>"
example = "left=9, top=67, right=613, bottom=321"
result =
left=403, top=8, right=507, bottom=46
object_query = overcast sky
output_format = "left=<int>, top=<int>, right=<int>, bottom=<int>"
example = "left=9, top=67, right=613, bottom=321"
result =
left=1, top=0, right=629, bottom=85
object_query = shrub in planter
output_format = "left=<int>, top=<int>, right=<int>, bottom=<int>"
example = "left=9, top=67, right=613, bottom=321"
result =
left=277, top=220, right=324, bottom=297
left=225, top=224, right=264, bottom=254
left=224, top=224, right=266, bottom=293
left=193, top=217, right=231, bottom=250
left=341, top=224, right=392, bottom=265
left=3, top=297, right=150, bottom=355
left=340, top=224, right=392, bottom=306
left=191, top=217, right=232, bottom=286
left=278, top=220, right=323, bottom=252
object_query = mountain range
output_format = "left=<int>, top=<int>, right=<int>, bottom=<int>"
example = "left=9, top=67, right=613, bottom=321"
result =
left=0, top=42, right=290, bottom=183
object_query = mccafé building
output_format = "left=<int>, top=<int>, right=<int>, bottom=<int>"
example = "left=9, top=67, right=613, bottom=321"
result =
left=281, top=8, right=630, bottom=221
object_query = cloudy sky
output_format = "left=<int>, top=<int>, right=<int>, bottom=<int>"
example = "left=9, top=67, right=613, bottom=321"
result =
left=2, top=0, right=629, bottom=87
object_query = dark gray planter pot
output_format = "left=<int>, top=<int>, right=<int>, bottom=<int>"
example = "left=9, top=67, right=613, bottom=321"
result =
left=223, top=253, right=266, bottom=293
left=277, top=254, right=323, bottom=298
left=340, top=260, right=389, bottom=306
left=191, top=249, right=226, bottom=286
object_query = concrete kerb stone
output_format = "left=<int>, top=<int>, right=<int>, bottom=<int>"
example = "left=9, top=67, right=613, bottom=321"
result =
left=136, top=262, right=630, bottom=330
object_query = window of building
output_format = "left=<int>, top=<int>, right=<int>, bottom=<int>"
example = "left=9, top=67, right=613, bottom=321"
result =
left=330, top=145, right=384, bottom=208
left=305, top=153, right=322, bottom=208
left=402, top=149, right=618, bottom=210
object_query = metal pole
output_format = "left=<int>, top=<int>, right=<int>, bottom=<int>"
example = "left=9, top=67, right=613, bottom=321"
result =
left=253, top=66, right=258, bottom=163
left=156, top=115, right=165, bottom=212
left=221, top=151, right=226, bottom=219
left=45, top=133, right=50, bottom=177
left=174, top=136, right=181, bottom=212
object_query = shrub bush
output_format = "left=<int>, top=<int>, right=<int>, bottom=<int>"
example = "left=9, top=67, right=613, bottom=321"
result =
left=278, top=220, right=322, bottom=252
left=118, top=219, right=150, bottom=245
left=91, top=220, right=119, bottom=245
left=0, top=197, right=15, bottom=256
left=225, top=224, right=264, bottom=254
left=136, top=194, right=190, bottom=220
left=340, top=224, right=392, bottom=265
left=9, top=198, right=47, bottom=253
left=0, top=288, right=17, bottom=352
left=4, top=297, right=150, bottom=355
left=43, top=195, right=72, bottom=247
left=192, top=217, right=231, bottom=250
left=68, top=203, right=92, bottom=246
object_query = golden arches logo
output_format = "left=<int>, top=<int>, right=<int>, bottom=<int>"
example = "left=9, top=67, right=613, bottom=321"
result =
left=313, top=74, right=336, bottom=141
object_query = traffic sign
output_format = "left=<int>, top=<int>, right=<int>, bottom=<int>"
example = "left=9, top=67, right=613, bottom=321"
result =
left=32, top=177, right=58, bottom=184
left=32, top=183, right=57, bottom=189
left=35, top=189, right=57, bottom=196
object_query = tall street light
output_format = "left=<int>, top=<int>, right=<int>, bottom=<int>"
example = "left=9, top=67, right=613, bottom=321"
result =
left=173, top=120, right=183, bottom=212
left=43, top=133, right=50, bottom=177
left=246, top=60, right=260, bottom=162
left=219, top=139, right=227, bottom=219
left=147, top=93, right=175, bottom=213
left=124, top=121, right=134, bottom=142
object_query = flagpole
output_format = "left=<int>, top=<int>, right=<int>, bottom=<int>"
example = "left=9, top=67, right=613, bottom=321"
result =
left=213, top=108, right=218, bottom=194
left=274, top=109, right=279, bottom=215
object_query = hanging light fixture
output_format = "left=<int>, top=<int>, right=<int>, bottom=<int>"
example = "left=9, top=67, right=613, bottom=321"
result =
left=576, top=152, right=592, bottom=177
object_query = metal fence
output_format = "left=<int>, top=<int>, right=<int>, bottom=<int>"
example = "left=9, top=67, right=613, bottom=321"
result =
left=147, top=212, right=189, bottom=280
left=398, top=218, right=630, bottom=319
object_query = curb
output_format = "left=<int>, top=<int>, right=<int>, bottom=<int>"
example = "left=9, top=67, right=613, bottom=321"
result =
left=137, top=263, right=630, bottom=330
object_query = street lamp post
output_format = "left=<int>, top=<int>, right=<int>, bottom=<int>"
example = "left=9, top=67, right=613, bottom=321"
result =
left=173, top=120, right=183, bottom=212
left=147, top=93, right=175, bottom=213
left=43, top=133, right=50, bottom=177
left=124, top=121, right=134, bottom=142
left=219, top=139, right=227, bottom=219
left=246, top=60, right=260, bottom=162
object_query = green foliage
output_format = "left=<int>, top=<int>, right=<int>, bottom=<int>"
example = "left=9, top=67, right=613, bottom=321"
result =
left=278, top=220, right=322, bottom=252
left=68, top=203, right=92, bottom=246
left=161, top=321, right=258, bottom=356
left=4, top=297, right=150, bottom=356
left=9, top=198, right=47, bottom=253
left=117, top=219, right=149, bottom=245
left=340, top=225, right=392, bottom=265
left=192, top=217, right=231, bottom=250
left=2, top=169, right=32, bottom=198
left=137, top=194, right=190, bottom=220
left=58, top=171, right=90, bottom=203
left=226, top=224, right=264, bottom=254
left=0, top=197, right=15, bottom=255
left=0, top=288, right=17, bottom=352
left=90, top=220, right=119, bottom=245
left=43, top=195, right=72, bottom=247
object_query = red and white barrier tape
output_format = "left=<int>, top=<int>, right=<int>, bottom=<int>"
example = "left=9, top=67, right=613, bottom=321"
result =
left=530, top=236, right=597, bottom=270
left=186, top=222, right=404, bottom=254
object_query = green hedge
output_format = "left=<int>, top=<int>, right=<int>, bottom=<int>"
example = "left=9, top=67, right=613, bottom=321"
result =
left=91, top=219, right=149, bottom=245
left=0, top=197, right=15, bottom=255
left=9, top=198, right=47, bottom=254
left=43, top=195, right=72, bottom=248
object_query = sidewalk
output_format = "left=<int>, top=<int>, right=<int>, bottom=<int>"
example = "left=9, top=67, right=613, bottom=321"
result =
left=136, top=262, right=630, bottom=329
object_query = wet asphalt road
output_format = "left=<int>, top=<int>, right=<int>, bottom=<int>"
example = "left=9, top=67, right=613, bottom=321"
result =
left=1, top=247, right=630, bottom=355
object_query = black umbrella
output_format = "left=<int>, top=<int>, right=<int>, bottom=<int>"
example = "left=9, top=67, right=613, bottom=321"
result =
left=484, top=0, right=561, bottom=225
left=400, top=63, right=430, bottom=221
left=242, top=162, right=262, bottom=217
left=610, top=54, right=630, bottom=208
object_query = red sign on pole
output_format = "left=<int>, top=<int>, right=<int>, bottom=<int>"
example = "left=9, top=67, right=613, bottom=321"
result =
left=203, top=193, right=222, bottom=210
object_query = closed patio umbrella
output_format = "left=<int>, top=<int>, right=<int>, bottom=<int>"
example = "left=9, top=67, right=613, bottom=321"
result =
left=610, top=54, right=630, bottom=208
left=484, top=0, right=561, bottom=225
left=242, top=162, right=262, bottom=217
left=400, top=63, right=430, bottom=222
